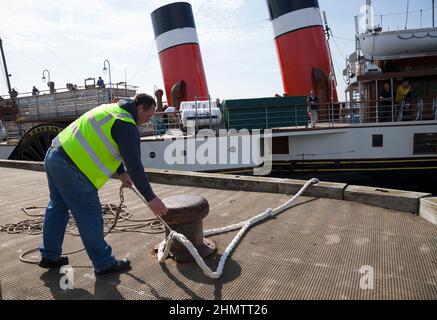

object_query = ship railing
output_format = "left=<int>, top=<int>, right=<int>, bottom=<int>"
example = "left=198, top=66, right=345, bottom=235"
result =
left=143, top=94, right=224, bottom=137
left=143, top=109, right=224, bottom=137
left=15, top=87, right=136, bottom=123
left=16, top=89, right=102, bottom=122
left=357, top=6, right=435, bottom=33
left=9, top=85, right=138, bottom=100
left=141, top=111, right=184, bottom=137
left=14, top=97, right=435, bottom=135
left=140, top=99, right=437, bottom=136
left=16, top=97, right=436, bottom=131
left=311, top=99, right=437, bottom=126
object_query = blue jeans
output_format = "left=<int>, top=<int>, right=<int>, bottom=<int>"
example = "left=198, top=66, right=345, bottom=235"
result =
left=40, top=147, right=116, bottom=272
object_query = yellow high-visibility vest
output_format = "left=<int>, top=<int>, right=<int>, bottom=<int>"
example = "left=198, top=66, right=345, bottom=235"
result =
left=54, top=103, right=136, bottom=189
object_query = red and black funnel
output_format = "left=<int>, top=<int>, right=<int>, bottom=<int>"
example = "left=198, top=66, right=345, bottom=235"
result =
left=151, top=2, right=209, bottom=106
left=267, top=0, right=335, bottom=98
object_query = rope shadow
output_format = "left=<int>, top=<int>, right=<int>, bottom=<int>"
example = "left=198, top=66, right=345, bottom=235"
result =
left=159, top=263, right=203, bottom=300
left=175, top=254, right=242, bottom=300
left=125, top=272, right=172, bottom=300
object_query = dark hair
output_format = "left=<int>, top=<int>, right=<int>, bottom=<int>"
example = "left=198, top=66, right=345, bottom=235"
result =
left=134, top=93, right=156, bottom=111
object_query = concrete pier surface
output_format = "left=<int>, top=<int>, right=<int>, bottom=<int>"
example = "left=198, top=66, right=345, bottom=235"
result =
left=0, top=166, right=436, bottom=300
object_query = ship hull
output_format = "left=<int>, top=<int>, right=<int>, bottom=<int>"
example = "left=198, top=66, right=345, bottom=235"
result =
left=2, top=121, right=436, bottom=194
left=268, top=157, right=437, bottom=194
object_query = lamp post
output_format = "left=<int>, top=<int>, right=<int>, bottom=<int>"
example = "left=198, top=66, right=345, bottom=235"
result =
left=42, top=69, right=51, bottom=86
left=103, top=59, right=112, bottom=101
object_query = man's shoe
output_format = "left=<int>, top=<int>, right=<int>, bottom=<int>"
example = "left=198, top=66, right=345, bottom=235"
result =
left=95, top=259, right=131, bottom=276
left=39, top=256, right=69, bottom=269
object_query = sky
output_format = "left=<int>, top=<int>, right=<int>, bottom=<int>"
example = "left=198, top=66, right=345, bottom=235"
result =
left=0, top=0, right=435, bottom=101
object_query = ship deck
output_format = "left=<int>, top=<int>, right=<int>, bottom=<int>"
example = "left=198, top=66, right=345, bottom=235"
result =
left=0, top=166, right=436, bottom=300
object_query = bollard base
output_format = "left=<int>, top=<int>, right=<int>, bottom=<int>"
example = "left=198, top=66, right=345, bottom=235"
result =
left=154, top=238, right=216, bottom=263
left=154, top=194, right=216, bottom=263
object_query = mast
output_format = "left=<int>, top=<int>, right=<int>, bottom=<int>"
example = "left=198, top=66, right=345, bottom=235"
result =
left=323, top=11, right=337, bottom=103
left=433, top=0, right=435, bottom=27
left=0, top=37, right=13, bottom=98
left=366, top=0, right=373, bottom=31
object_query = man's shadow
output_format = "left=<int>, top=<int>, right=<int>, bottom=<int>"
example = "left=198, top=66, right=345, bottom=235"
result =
left=40, top=267, right=125, bottom=300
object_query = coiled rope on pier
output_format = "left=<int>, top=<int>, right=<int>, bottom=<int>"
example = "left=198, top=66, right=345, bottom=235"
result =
left=0, top=188, right=165, bottom=264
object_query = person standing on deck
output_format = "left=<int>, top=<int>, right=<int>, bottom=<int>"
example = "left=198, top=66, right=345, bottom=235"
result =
left=307, top=90, right=319, bottom=128
left=396, top=80, right=412, bottom=121
left=379, top=83, right=393, bottom=122
left=97, top=77, right=106, bottom=89
left=396, top=80, right=411, bottom=103
left=32, top=86, right=40, bottom=96
left=39, top=94, right=168, bottom=275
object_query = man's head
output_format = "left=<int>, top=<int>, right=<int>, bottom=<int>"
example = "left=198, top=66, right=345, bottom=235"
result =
left=134, top=93, right=156, bottom=125
left=309, top=90, right=315, bottom=96
left=402, top=80, right=410, bottom=88
left=154, top=89, right=164, bottom=99
left=383, top=83, right=390, bottom=91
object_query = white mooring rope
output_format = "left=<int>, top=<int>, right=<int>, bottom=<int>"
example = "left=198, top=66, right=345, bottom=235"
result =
left=151, top=178, right=320, bottom=279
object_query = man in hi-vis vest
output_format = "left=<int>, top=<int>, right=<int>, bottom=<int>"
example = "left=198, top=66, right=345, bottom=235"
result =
left=39, top=94, right=168, bottom=276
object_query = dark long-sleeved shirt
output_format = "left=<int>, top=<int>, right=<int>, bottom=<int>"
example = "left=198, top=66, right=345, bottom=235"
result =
left=111, top=99, right=156, bottom=201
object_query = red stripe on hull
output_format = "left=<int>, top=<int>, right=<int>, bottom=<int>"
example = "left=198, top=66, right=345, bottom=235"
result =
left=158, top=44, right=209, bottom=106
left=275, top=26, right=332, bottom=96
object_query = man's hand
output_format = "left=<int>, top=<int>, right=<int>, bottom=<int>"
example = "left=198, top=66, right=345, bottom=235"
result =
left=119, top=173, right=133, bottom=188
left=148, top=196, right=168, bottom=218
